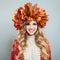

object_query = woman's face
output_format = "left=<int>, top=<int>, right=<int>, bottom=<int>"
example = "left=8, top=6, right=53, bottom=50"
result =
left=25, top=21, right=37, bottom=35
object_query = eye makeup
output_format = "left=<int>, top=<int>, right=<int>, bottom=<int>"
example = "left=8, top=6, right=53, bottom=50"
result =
left=25, top=22, right=30, bottom=25
left=33, top=23, right=37, bottom=25
left=25, top=22, right=37, bottom=25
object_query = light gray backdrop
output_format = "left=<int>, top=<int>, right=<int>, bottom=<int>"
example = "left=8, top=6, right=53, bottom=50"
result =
left=0, top=0, right=60, bottom=60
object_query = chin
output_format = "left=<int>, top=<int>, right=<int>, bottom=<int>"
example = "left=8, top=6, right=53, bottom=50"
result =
left=29, top=34, right=34, bottom=36
left=28, top=32, right=35, bottom=36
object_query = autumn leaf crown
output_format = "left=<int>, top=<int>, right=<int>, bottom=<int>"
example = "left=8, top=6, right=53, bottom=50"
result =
left=12, top=2, right=48, bottom=30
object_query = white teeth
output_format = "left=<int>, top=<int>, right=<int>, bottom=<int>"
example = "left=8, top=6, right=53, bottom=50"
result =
left=29, top=29, right=33, bottom=32
left=30, top=30, right=33, bottom=32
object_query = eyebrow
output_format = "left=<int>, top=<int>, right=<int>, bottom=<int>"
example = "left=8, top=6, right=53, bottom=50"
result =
left=33, top=23, right=37, bottom=24
left=24, top=21, right=37, bottom=25
left=25, top=22, right=30, bottom=25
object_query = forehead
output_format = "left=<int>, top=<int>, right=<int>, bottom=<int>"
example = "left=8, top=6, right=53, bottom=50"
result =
left=27, top=21, right=37, bottom=24
left=30, top=21, right=36, bottom=23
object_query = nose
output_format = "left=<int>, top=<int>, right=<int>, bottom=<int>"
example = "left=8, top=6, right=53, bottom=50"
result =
left=30, top=25, right=33, bottom=29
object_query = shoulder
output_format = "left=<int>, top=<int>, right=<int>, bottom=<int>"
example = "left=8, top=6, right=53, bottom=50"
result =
left=45, top=38, right=52, bottom=60
left=44, top=38, right=51, bottom=52
left=13, top=39, right=19, bottom=44
left=12, top=39, right=19, bottom=49
left=11, top=39, right=19, bottom=59
left=45, top=38, right=50, bottom=45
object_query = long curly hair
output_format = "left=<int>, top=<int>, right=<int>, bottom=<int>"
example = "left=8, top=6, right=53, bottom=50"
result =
left=16, top=26, right=49, bottom=60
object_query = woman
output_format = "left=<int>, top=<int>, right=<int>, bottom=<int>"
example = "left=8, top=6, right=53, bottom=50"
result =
left=11, top=2, right=51, bottom=60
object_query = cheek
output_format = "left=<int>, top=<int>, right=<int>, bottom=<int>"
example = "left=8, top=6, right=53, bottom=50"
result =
left=33, top=26, right=37, bottom=31
left=26, top=26, right=30, bottom=31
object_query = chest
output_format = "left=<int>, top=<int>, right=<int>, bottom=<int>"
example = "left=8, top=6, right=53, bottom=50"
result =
left=23, top=39, right=40, bottom=60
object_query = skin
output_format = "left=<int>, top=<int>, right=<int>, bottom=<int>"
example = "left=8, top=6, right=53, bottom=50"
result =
left=25, top=21, right=38, bottom=36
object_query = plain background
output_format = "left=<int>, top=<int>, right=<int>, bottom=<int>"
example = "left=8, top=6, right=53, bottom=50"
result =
left=0, top=0, right=60, bottom=60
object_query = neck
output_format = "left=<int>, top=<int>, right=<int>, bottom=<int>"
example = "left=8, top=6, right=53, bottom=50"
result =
left=27, top=35, right=35, bottom=42
left=28, top=34, right=35, bottom=38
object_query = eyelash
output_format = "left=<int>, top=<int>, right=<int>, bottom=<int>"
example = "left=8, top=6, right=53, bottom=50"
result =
left=25, top=23, right=30, bottom=25
left=25, top=23, right=37, bottom=25
left=33, top=23, right=37, bottom=25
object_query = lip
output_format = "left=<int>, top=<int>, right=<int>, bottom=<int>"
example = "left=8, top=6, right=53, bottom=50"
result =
left=29, top=28, right=35, bottom=33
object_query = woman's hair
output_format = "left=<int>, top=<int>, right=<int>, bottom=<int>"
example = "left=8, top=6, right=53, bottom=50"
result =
left=16, top=26, right=49, bottom=60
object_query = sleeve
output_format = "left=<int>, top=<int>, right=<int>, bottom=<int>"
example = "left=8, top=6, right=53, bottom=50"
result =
left=45, top=39, right=52, bottom=60
left=11, top=39, right=19, bottom=60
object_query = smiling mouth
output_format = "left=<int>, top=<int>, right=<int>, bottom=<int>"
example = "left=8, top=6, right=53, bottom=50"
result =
left=29, top=29, right=35, bottom=33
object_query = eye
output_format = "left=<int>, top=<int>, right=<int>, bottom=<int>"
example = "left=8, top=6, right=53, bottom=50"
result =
left=33, top=23, right=37, bottom=25
left=25, top=23, right=30, bottom=25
